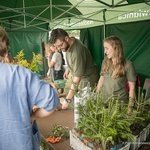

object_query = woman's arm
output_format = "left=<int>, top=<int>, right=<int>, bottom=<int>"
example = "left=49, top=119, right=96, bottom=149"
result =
left=49, top=60, right=55, bottom=68
left=127, top=81, right=136, bottom=114
left=128, top=81, right=136, bottom=99
left=46, top=51, right=55, bottom=68
left=128, top=81, right=136, bottom=108
left=96, top=76, right=104, bottom=92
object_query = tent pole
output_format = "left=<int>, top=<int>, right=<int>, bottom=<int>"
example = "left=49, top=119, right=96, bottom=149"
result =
left=104, top=21, right=105, bottom=39
left=103, top=9, right=106, bottom=58
left=23, top=0, right=26, bottom=28
left=41, top=40, right=47, bottom=78
left=103, top=9, right=106, bottom=39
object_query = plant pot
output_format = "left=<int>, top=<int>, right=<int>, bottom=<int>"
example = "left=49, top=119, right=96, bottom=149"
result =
left=70, top=129, right=130, bottom=150
left=70, top=129, right=92, bottom=150
left=74, top=85, right=91, bottom=127
left=145, top=124, right=150, bottom=139
left=130, top=124, right=150, bottom=150
left=110, top=144, right=123, bottom=150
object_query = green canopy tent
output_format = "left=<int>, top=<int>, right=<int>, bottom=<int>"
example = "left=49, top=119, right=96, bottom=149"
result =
left=0, top=0, right=150, bottom=81
left=49, top=0, right=150, bottom=31
left=0, top=0, right=149, bottom=31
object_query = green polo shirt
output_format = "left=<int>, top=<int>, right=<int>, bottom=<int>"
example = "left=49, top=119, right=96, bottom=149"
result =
left=101, top=59, right=136, bottom=101
left=66, top=38, right=99, bottom=87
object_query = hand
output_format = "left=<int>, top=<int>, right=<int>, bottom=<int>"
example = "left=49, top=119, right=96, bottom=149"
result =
left=63, top=68, right=69, bottom=79
left=127, top=107, right=132, bottom=114
left=63, top=72, right=68, bottom=79
left=47, top=50, right=53, bottom=57
left=47, top=52, right=51, bottom=57
left=2, top=53, right=11, bottom=63
left=50, top=82, right=57, bottom=89
left=62, top=100, right=69, bottom=109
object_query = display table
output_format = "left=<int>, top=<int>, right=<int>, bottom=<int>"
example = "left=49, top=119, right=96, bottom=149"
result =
left=36, top=108, right=75, bottom=150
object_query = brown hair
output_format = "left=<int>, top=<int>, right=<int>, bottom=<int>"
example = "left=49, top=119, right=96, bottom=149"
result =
left=102, top=36, right=126, bottom=78
left=49, top=28, right=68, bottom=44
left=0, top=26, right=9, bottom=57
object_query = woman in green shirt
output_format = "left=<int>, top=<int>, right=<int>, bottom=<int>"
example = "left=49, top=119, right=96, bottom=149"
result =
left=97, top=36, right=136, bottom=113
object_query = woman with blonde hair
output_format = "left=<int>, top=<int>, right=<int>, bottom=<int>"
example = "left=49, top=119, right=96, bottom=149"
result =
left=97, top=36, right=136, bottom=112
left=45, top=41, right=66, bottom=93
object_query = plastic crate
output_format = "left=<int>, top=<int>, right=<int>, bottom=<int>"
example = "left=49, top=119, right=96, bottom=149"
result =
left=145, top=124, right=150, bottom=138
left=110, top=143, right=130, bottom=150
left=130, top=127, right=147, bottom=150
left=70, top=129, right=92, bottom=150
left=70, top=129, right=130, bottom=150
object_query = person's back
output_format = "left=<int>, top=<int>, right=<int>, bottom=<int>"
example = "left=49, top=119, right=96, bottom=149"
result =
left=0, top=63, right=59, bottom=150
left=0, top=26, right=60, bottom=150
left=52, top=51, right=62, bottom=71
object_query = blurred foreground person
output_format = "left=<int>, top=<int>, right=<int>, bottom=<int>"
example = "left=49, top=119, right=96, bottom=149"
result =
left=0, top=26, right=60, bottom=150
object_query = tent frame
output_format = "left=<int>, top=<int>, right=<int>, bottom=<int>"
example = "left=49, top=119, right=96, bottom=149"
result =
left=0, top=0, right=149, bottom=31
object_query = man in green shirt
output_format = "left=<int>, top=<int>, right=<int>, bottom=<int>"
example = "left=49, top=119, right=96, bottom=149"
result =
left=50, top=28, right=99, bottom=109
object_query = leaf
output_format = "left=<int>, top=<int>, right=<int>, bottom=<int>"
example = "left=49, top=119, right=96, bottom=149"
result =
left=12, top=50, right=42, bottom=73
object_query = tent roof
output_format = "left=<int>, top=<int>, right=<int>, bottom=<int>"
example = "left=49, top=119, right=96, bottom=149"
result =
left=0, top=0, right=150, bottom=31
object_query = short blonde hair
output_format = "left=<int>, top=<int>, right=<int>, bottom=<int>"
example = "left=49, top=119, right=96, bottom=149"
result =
left=44, top=42, right=56, bottom=59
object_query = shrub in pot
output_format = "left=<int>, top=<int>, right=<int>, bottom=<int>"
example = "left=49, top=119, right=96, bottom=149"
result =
left=74, top=90, right=143, bottom=150
left=130, top=87, right=150, bottom=135
left=11, top=50, right=42, bottom=73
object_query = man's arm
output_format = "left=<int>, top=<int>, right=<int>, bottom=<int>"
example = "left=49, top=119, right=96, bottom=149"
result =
left=62, top=76, right=81, bottom=109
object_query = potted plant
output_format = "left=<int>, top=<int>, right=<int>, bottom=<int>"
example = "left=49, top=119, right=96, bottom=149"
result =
left=129, top=87, right=150, bottom=150
left=46, top=124, right=69, bottom=144
left=70, top=89, right=144, bottom=150
left=11, top=50, right=42, bottom=73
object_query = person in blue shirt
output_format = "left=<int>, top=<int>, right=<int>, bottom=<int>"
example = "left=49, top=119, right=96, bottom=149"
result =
left=0, top=26, right=60, bottom=150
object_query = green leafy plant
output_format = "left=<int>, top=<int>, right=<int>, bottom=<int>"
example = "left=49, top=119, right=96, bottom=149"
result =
left=75, top=90, right=143, bottom=150
left=40, top=141, right=52, bottom=150
left=51, top=124, right=69, bottom=139
left=12, top=50, right=42, bottom=73
left=46, top=124, right=69, bottom=144
left=130, top=87, right=150, bottom=135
